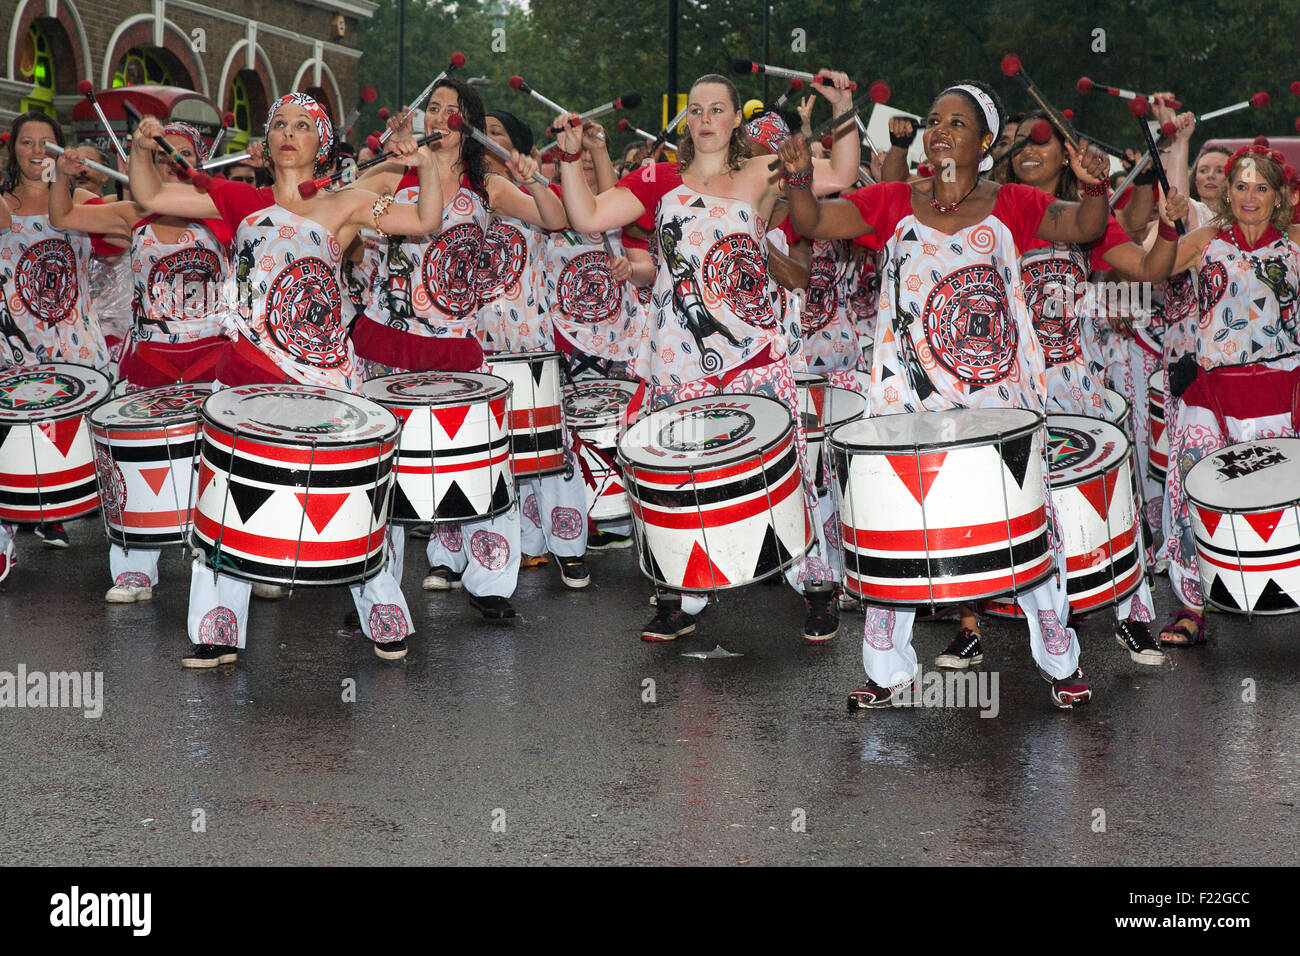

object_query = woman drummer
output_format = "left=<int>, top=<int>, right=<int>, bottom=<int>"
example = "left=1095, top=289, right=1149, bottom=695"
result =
left=130, top=92, right=444, bottom=666
left=1159, top=146, right=1300, bottom=646
left=781, top=80, right=1111, bottom=709
left=555, top=69, right=861, bottom=645
left=351, top=79, right=566, bottom=621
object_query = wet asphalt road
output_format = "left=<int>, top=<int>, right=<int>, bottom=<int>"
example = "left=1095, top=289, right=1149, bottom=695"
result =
left=1, top=519, right=1298, bottom=867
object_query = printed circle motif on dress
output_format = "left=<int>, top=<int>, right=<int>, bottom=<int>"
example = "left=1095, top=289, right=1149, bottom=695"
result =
left=802, top=258, right=840, bottom=333
left=264, top=256, right=346, bottom=368
left=422, top=221, right=483, bottom=319
left=14, top=238, right=78, bottom=325
left=437, top=523, right=464, bottom=552
left=1023, top=256, right=1086, bottom=365
left=967, top=225, right=996, bottom=256
left=469, top=529, right=511, bottom=571
left=116, top=571, right=151, bottom=588
left=199, top=606, right=239, bottom=646
left=475, top=221, right=527, bottom=303
left=148, top=246, right=221, bottom=314
left=923, top=264, right=1017, bottom=384
left=702, top=233, right=776, bottom=329
left=522, top=492, right=540, bottom=527
left=556, top=251, right=620, bottom=324
left=368, top=604, right=408, bottom=640
left=1197, top=260, right=1228, bottom=315
left=550, top=506, right=583, bottom=540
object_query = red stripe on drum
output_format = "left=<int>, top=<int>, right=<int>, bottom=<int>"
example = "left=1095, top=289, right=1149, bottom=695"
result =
left=396, top=448, right=511, bottom=475
left=625, top=435, right=793, bottom=487
left=1063, top=525, right=1139, bottom=571
left=203, top=428, right=396, bottom=467
left=0, top=462, right=97, bottom=489
left=1195, top=550, right=1300, bottom=574
left=111, top=509, right=193, bottom=529
left=509, top=407, right=563, bottom=428
left=0, top=494, right=100, bottom=522
left=92, top=425, right=199, bottom=443
left=629, top=466, right=802, bottom=530
left=511, top=452, right=566, bottom=475
left=846, top=555, right=1055, bottom=602
left=840, top=508, right=1046, bottom=552
left=1068, top=562, right=1144, bottom=613
left=192, top=512, right=386, bottom=562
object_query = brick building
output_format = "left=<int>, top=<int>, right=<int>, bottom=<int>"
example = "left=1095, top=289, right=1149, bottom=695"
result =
left=3, top=0, right=376, bottom=153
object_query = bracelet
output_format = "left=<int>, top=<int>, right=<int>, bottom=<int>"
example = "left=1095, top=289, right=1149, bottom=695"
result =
left=558, top=149, right=582, bottom=164
left=1157, top=220, right=1179, bottom=241
left=372, top=194, right=395, bottom=237
left=1081, top=180, right=1109, bottom=197
left=782, top=166, right=813, bottom=190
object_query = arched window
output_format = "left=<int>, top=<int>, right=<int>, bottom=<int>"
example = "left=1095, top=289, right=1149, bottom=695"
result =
left=18, top=23, right=56, bottom=116
left=113, top=47, right=175, bottom=88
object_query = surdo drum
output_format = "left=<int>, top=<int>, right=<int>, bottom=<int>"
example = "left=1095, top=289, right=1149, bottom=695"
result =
left=619, top=393, right=813, bottom=592
left=90, top=383, right=209, bottom=547
left=563, top=378, right=638, bottom=523
left=1185, top=437, right=1300, bottom=615
left=1148, top=369, right=1168, bottom=483
left=361, top=372, right=514, bottom=524
left=190, top=385, right=399, bottom=586
left=830, top=408, right=1052, bottom=605
left=0, top=363, right=111, bottom=523
left=487, top=350, right=566, bottom=478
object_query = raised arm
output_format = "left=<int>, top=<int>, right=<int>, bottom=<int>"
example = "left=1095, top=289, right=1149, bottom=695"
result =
left=1034, top=141, right=1111, bottom=244
left=364, top=138, right=444, bottom=237
left=554, top=113, right=645, bottom=233
left=584, top=122, right=618, bottom=195
left=49, top=150, right=135, bottom=236
left=486, top=152, right=566, bottom=230
left=1098, top=188, right=1189, bottom=283
left=881, top=118, right=915, bottom=184
left=806, top=69, right=860, bottom=195
left=1170, top=223, right=1217, bottom=276
left=129, top=115, right=219, bottom=219
left=779, top=133, right=876, bottom=240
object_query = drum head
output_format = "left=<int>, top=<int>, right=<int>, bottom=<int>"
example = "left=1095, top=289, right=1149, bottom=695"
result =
left=1046, top=415, right=1130, bottom=487
left=202, top=385, right=398, bottom=445
left=1185, top=438, right=1300, bottom=512
left=90, top=382, right=209, bottom=427
left=1148, top=368, right=1163, bottom=391
left=620, top=393, right=791, bottom=469
left=830, top=407, right=1041, bottom=452
left=0, top=363, right=111, bottom=423
left=563, top=379, right=638, bottom=428
left=360, top=372, right=510, bottom=407
left=823, top=387, right=867, bottom=428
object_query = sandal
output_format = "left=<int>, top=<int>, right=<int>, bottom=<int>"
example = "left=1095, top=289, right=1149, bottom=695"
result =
left=1159, top=608, right=1207, bottom=647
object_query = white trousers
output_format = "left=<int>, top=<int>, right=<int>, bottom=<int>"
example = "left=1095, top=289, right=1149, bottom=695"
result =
left=519, top=469, right=588, bottom=558
left=425, top=501, right=522, bottom=598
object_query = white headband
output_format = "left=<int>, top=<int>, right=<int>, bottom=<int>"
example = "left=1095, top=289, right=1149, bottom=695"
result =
left=944, top=85, right=1000, bottom=172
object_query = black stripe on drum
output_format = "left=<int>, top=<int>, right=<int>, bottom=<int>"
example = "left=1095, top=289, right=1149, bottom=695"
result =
left=626, top=447, right=800, bottom=509
left=94, top=440, right=200, bottom=463
left=0, top=482, right=99, bottom=506
left=1193, top=536, right=1300, bottom=560
left=509, top=430, right=565, bottom=454
left=200, top=443, right=394, bottom=489
left=190, top=538, right=386, bottom=585
left=842, top=532, right=1051, bottom=581
left=107, top=529, right=190, bottom=548
left=396, top=438, right=509, bottom=459
left=1067, top=546, right=1139, bottom=595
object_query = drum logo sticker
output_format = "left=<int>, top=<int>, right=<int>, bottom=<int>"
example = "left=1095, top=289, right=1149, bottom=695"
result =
left=556, top=251, right=621, bottom=324
left=923, top=265, right=1017, bottom=384
left=95, top=447, right=127, bottom=524
left=387, top=374, right=480, bottom=400
left=120, top=389, right=205, bottom=420
left=702, top=234, right=776, bottom=330
left=0, top=371, right=83, bottom=411
left=475, top=221, right=527, bottom=303
left=265, top=256, right=346, bottom=368
left=1022, top=256, right=1086, bottom=364
left=1212, top=444, right=1289, bottom=480
left=659, top=409, right=755, bottom=453
left=423, top=222, right=481, bottom=319
left=15, top=239, right=78, bottom=325
left=246, top=393, right=366, bottom=435
left=566, top=385, right=631, bottom=420
left=1197, top=259, right=1228, bottom=315
left=469, top=529, right=511, bottom=571
left=801, top=257, right=840, bottom=333
left=1047, top=426, right=1096, bottom=472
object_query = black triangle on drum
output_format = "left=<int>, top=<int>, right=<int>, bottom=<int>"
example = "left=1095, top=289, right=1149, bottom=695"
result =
left=1208, top=574, right=1242, bottom=612
left=435, top=480, right=477, bottom=520
left=1254, top=577, right=1297, bottom=612
left=753, top=522, right=793, bottom=578
left=491, top=472, right=512, bottom=512
left=366, top=484, right=391, bottom=522
left=227, top=480, right=275, bottom=524
left=998, top=432, right=1034, bottom=490
left=640, top=537, right=668, bottom=584
left=530, top=360, right=545, bottom=385
left=0, top=425, right=8, bottom=447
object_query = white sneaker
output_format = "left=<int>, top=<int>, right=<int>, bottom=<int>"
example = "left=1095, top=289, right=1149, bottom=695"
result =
left=105, top=584, right=153, bottom=603
left=251, top=582, right=285, bottom=599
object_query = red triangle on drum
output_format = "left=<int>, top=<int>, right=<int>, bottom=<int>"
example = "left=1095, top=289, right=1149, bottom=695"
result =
left=197, top=461, right=215, bottom=497
left=887, top=452, right=948, bottom=506
left=295, top=491, right=349, bottom=535
left=490, top=397, right=507, bottom=430
left=390, top=406, right=413, bottom=425
left=1244, top=509, right=1285, bottom=543
left=1195, top=506, right=1222, bottom=537
left=1078, top=474, right=1118, bottom=521
left=682, top=541, right=731, bottom=589
left=37, top=417, right=82, bottom=457
left=139, top=466, right=173, bottom=496
left=432, top=404, right=471, bottom=440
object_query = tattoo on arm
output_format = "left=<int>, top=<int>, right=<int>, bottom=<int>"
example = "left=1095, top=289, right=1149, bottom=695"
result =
left=1046, top=201, right=1065, bottom=228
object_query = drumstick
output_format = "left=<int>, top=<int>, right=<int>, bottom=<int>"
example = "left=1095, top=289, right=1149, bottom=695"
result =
left=445, top=114, right=550, bottom=187
left=210, top=112, right=236, bottom=156
left=1077, top=77, right=1181, bottom=110
left=546, top=91, right=641, bottom=137
left=297, top=130, right=444, bottom=197
left=773, top=79, right=804, bottom=110
left=203, top=151, right=252, bottom=171
left=378, top=52, right=466, bottom=149
left=509, top=75, right=570, bottom=117
left=1129, top=97, right=1186, bottom=235
left=616, top=119, right=677, bottom=152
left=1000, top=55, right=1128, bottom=160
left=987, top=118, right=1052, bottom=169
left=78, top=81, right=128, bottom=164
left=1197, top=91, right=1270, bottom=123
left=648, top=103, right=691, bottom=155
left=123, top=102, right=212, bottom=190
left=43, top=142, right=129, bottom=185
left=731, top=60, right=858, bottom=91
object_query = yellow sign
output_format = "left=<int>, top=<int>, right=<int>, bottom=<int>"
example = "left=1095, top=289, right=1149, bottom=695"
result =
left=662, top=94, right=687, bottom=134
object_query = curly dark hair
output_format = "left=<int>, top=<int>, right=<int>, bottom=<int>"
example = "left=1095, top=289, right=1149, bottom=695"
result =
left=434, top=77, right=487, bottom=200
left=676, top=74, right=748, bottom=174
left=3, top=111, right=64, bottom=198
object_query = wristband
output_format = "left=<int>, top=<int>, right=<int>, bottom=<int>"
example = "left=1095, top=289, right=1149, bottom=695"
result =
left=782, top=166, right=813, bottom=190
left=1157, top=220, right=1179, bottom=241
left=889, top=128, right=916, bottom=149
left=558, top=149, right=582, bottom=164
left=1081, top=180, right=1109, bottom=198
left=1133, top=166, right=1156, bottom=186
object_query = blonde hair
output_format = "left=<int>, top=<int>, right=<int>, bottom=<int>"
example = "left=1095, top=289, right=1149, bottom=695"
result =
left=1213, top=151, right=1294, bottom=234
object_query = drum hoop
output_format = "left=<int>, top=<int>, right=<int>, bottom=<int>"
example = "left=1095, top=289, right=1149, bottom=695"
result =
left=826, top=414, right=1043, bottom=455
left=1184, top=438, right=1300, bottom=513
left=846, top=564, right=1057, bottom=607
left=0, top=369, right=113, bottom=423
left=489, top=350, right=561, bottom=365
left=88, top=383, right=209, bottom=428
left=361, top=373, right=512, bottom=408
left=618, top=418, right=795, bottom=474
left=199, top=391, right=400, bottom=448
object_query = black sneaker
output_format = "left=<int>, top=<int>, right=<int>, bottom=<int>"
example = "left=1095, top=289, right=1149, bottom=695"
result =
left=35, top=522, right=69, bottom=548
left=641, top=597, right=696, bottom=642
left=181, top=643, right=238, bottom=668
left=803, top=586, right=839, bottom=642
left=468, top=593, right=516, bottom=619
left=408, top=524, right=434, bottom=539
left=374, top=638, right=408, bottom=660
left=935, top=628, right=984, bottom=669
left=1115, top=619, right=1165, bottom=665
left=1040, top=667, right=1093, bottom=709
left=338, top=609, right=363, bottom=639
left=558, top=555, right=591, bottom=589
left=847, top=676, right=916, bottom=709
left=587, top=530, right=633, bottom=552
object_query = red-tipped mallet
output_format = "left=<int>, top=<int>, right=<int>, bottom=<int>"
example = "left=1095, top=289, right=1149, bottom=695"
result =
left=1077, top=77, right=1181, bottom=110
left=210, top=111, right=236, bottom=156
left=1128, top=97, right=1185, bottom=235
left=990, top=118, right=1052, bottom=169
left=773, top=78, right=804, bottom=110
left=546, top=91, right=641, bottom=136
left=43, top=141, right=128, bottom=184
left=509, top=76, right=570, bottom=117
left=379, top=52, right=466, bottom=148
left=339, top=84, right=377, bottom=139
left=730, top=60, right=857, bottom=91
left=123, top=101, right=211, bottom=191
left=446, top=114, right=549, bottom=187
left=298, top=130, right=444, bottom=198
left=617, top=118, right=677, bottom=152
left=78, top=80, right=128, bottom=163
left=1002, top=55, right=1126, bottom=159
left=1198, top=92, right=1270, bottom=123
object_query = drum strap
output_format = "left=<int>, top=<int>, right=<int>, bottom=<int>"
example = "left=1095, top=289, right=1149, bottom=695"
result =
left=570, top=431, right=621, bottom=492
